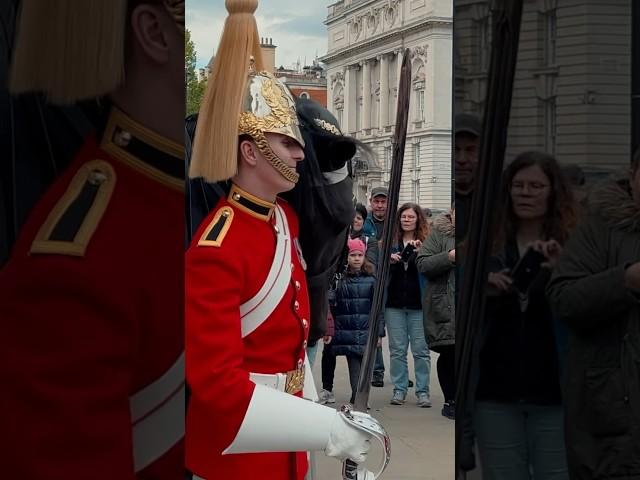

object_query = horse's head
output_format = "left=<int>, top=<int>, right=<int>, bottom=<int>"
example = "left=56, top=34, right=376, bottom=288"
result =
left=281, top=98, right=369, bottom=343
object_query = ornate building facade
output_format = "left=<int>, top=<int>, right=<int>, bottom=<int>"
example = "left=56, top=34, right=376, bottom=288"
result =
left=322, top=0, right=453, bottom=208
left=455, top=0, right=631, bottom=176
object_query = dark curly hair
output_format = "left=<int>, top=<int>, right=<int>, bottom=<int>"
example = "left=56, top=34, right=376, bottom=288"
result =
left=493, top=151, right=577, bottom=250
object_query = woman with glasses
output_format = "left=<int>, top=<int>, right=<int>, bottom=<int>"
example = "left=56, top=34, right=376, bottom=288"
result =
left=474, top=151, right=577, bottom=480
left=385, top=203, right=432, bottom=407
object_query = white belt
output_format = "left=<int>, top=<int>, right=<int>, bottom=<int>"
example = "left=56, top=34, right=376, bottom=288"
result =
left=130, top=352, right=185, bottom=472
left=249, top=372, right=290, bottom=392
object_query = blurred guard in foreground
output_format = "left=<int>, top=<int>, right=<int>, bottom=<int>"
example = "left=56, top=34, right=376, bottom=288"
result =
left=0, top=1, right=185, bottom=478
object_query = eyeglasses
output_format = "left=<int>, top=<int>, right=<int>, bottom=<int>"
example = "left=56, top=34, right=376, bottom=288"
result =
left=510, top=181, right=550, bottom=193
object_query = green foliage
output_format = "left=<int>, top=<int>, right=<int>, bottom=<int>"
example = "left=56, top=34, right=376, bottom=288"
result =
left=185, top=29, right=207, bottom=116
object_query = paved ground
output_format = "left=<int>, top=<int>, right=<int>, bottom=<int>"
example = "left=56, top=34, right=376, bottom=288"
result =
left=308, top=337, right=455, bottom=480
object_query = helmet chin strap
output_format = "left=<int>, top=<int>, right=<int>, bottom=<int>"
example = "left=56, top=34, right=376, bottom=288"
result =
left=252, top=133, right=300, bottom=184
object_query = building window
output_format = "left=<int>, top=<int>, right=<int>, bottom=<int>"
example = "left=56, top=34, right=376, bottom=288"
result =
left=477, top=14, right=491, bottom=72
left=412, top=142, right=421, bottom=203
left=412, top=62, right=426, bottom=123
left=337, top=108, right=344, bottom=128
left=417, top=90, right=425, bottom=121
left=300, top=91, right=310, bottom=99
left=413, top=178, right=420, bottom=203
left=543, top=9, right=557, bottom=66
left=544, top=97, right=557, bottom=155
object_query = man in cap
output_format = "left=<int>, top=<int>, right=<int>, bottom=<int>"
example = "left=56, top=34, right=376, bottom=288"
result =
left=185, top=2, right=381, bottom=479
left=454, top=113, right=482, bottom=240
left=363, top=186, right=389, bottom=241
left=361, top=186, right=389, bottom=387
left=0, top=1, right=185, bottom=479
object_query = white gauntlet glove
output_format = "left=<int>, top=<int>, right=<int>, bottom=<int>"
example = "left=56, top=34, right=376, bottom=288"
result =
left=355, top=466, right=376, bottom=480
left=222, top=385, right=389, bottom=479
left=325, top=411, right=373, bottom=463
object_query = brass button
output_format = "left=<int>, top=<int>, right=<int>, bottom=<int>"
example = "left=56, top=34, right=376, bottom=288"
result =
left=302, top=318, right=308, bottom=328
left=113, top=128, right=131, bottom=147
left=233, top=193, right=241, bottom=201
left=88, top=169, right=107, bottom=185
left=294, top=301, right=300, bottom=311
left=291, top=263, right=295, bottom=272
left=274, top=225, right=280, bottom=234
left=303, top=340, right=308, bottom=348
left=298, top=359, right=304, bottom=368
left=295, top=280, right=301, bottom=291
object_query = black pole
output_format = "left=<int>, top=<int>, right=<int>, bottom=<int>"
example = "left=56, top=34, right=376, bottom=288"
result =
left=632, top=0, right=640, bottom=158
left=455, top=0, right=524, bottom=475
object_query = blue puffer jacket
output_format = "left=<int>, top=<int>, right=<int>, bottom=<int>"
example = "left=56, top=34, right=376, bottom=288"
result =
left=331, top=271, right=382, bottom=356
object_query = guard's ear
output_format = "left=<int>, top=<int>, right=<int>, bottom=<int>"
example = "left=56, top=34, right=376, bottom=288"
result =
left=130, top=3, right=171, bottom=64
left=239, top=138, right=258, bottom=167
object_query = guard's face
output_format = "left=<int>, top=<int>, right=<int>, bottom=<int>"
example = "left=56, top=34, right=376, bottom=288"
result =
left=253, top=133, right=304, bottom=194
left=510, top=165, right=551, bottom=221
left=455, top=133, right=479, bottom=191
left=631, top=166, right=640, bottom=206
left=352, top=213, right=365, bottom=232
left=370, top=195, right=387, bottom=219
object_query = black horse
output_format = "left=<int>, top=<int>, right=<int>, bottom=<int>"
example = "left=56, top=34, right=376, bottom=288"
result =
left=185, top=98, right=364, bottom=343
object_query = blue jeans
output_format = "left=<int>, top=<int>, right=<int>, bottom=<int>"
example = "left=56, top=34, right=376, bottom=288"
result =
left=474, top=401, right=568, bottom=480
left=306, top=342, right=319, bottom=370
left=385, top=307, right=431, bottom=397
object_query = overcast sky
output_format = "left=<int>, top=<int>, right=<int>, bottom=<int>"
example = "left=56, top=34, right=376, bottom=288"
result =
left=187, top=0, right=330, bottom=70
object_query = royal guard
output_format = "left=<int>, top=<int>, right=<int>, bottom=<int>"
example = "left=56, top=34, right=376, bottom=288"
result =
left=185, top=2, right=383, bottom=480
left=0, top=1, right=185, bottom=479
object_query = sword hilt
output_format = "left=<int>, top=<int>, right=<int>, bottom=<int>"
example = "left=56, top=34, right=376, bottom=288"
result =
left=339, top=404, right=391, bottom=480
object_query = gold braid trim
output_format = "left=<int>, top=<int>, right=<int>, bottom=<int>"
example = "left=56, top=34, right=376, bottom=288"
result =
left=314, top=118, right=342, bottom=136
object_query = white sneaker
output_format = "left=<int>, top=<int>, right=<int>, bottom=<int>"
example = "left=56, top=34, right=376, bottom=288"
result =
left=319, top=389, right=336, bottom=404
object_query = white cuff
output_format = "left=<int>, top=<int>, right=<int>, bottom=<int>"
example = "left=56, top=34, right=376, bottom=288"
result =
left=222, top=384, right=337, bottom=454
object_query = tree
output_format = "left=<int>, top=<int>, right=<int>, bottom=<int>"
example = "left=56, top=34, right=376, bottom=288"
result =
left=185, top=29, right=206, bottom=116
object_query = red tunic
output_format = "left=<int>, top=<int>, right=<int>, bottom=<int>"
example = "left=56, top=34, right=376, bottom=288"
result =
left=0, top=108, right=184, bottom=480
left=185, top=185, right=311, bottom=480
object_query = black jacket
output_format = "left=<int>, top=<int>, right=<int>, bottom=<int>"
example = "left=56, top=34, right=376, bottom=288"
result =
left=331, top=271, right=381, bottom=356
left=385, top=243, right=423, bottom=310
left=476, top=241, right=562, bottom=406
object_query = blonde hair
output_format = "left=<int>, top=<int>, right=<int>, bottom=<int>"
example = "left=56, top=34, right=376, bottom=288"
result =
left=189, top=0, right=265, bottom=181
left=9, top=0, right=128, bottom=104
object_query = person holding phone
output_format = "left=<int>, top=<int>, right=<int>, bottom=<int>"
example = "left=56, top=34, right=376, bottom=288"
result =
left=385, top=203, right=432, bottom=407
left=474, top=151, right=578, bottom=480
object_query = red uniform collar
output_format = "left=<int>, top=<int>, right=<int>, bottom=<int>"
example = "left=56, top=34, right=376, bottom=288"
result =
left=228, top=184, right=276, bottom=222
left=100, top=107, right=183, bottom=191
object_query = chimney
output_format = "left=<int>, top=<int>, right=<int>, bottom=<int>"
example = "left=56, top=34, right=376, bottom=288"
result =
left=259, top=36, right=277, bottom=74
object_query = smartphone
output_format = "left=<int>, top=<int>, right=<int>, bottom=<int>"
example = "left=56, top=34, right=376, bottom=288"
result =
left=400, top=243, right=416, bottom=262
left=510, top=247, right=546, bottom=292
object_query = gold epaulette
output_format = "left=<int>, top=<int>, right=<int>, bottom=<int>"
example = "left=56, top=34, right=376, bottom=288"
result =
left=30, top=159, right=116, bottom=256
left=198, top=206, right=234, bottom=247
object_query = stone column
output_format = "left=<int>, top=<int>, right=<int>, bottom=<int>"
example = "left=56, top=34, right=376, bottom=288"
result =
left=379, top=53, right=389, bottom=129
left=393, top=49, right=403, bottom=124
left=362, top=59, right=371, bottom=130
left=343, top=65, right=352, bottom=134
